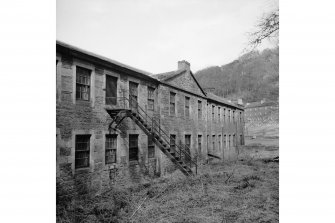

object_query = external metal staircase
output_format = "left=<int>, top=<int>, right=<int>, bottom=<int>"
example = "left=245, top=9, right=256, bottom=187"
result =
left=105, top=94, right=197, bottom=176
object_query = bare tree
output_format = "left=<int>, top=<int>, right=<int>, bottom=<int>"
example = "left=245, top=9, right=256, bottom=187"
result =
left=246, top=8, right=279, bottom=51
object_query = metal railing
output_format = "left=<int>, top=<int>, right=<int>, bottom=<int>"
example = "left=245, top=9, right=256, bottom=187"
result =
left=107, top=91, right=197, bottom=175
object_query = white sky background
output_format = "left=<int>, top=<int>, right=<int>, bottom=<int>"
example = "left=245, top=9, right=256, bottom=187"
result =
left=57, top=0, right=278, bottom=73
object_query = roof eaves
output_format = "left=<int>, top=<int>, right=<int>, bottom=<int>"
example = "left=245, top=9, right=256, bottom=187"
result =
left=56, top=40, right=158, bottom=82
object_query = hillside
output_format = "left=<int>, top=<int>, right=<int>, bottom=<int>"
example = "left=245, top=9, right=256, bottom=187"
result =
left=194, top=47, right=279, bottom=103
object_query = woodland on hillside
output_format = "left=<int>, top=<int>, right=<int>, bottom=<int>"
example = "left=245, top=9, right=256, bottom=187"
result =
left=194, top=47, right=279, bottom=103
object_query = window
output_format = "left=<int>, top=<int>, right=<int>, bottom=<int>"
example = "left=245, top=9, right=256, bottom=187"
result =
left=147, top=87, right=155, bottom=111
left=105, top=134, right=117, bottom=164
left=228, top=135, right=231, bottom=147
left=198, top=101, right=202, bottom=120
left=129, top=134, right=138, bottom=161
left=185, top=96, right=190, bottom=117
left=76, top=66, right=91, bottom=101
left=240, top=134, right=243, bottom=145
left=170, top=92, right=176, bottom=115
left=207, top=135, right=209, bottom=152
left=240, top=112, right=243, bottom=123
left=212, top=105, right=215, bottom=122
left=170, top=134, right=176, bottom=153
left=198, top=135, right=202, bottom=153
left=185, top=135, right=191, bottom=157
left=218, top=107, right=221, bottom=122
left=212, top=135, right=215, bottom=151
left=223, top=108, right=226, bottom=122
left=148, top=135, right=155, bottom=158
left=223, top=134, right=227, bottom=148
left=228, top=109, right=231, bottom=122
left=106, top=75, right=117, bottom=105
left=233, top=111, right=235, bottom=122
left=218, top=135, right=221, bottom=151
left=75, top=135, right=90, bottom=169
left=129, top=82, right=138, bottom=109
left=233, top=134, right=236, bottom=146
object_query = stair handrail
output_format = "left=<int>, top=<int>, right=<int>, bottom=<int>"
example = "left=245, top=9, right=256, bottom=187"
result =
left=112, top=92, right=197, bottom=172
left=127, top=94, right=197, bottom=169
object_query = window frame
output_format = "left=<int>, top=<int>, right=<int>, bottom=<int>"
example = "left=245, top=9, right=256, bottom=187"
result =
left=185, top=96, right=190, bottom=118
left=129, top=134, right=139, bottom=161
left=223, top=134, right=227, bottom=148
left=76, top=66, right=91, bottom=101
left=147, top=87, right=155, bottom=111
left=170, top=134, right=176, bottom=153
left=170, top=92, right=176, bottom=116
left=148, top=135, right=155, bottom=158
left=105, top=74, right=118, bottom=105
left=75, top=135, right=91, bottom=169
left=105, top=134, right=117, bottom=164
left=223, top=108, right=226, bottom=122
left=198, top=100, right=202, bottom=120
left=218, top=135, right=221, bottom=151
left=198, top=135, right=202, bottom=153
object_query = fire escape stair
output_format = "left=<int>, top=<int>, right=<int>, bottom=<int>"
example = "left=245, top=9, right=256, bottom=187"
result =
left=107, top=107, right=196, bottom=176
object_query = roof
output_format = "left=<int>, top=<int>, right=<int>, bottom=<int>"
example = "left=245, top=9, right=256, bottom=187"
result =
left=56, top=40, right=158, bottom=82
left=245, top=101, right=278, bottom=109
left=206, top=92, right=244, bottom=110
left=152, top=69, right=207, bottom=97
left=57, top=40, right=243, bottom=110
left=152, top=69, right=186, bottom=81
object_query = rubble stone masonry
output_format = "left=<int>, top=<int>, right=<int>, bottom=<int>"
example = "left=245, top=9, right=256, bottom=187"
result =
left=56, top=42, right=244, bottom=199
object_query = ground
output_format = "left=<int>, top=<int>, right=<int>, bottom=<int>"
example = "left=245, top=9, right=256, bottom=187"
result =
left=57, top=138, right=279, bottom=223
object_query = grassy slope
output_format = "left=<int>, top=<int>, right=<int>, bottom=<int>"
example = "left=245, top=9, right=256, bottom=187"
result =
left=57, top=147, right=279, bottom=223
left=194, top=48, right=279, bottom=103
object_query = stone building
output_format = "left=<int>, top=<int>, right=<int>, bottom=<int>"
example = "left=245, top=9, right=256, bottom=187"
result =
left=244, top=100, right=279, bottom=122
left=56, top=41, right=245, bottom=197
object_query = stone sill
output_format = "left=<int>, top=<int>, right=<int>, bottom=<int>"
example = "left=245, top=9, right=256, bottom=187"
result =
left=74, top=167, right=91, bottom=174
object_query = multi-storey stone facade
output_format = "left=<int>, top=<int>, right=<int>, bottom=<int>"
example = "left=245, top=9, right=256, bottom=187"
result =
left=56, top=41, right=245, bottom=198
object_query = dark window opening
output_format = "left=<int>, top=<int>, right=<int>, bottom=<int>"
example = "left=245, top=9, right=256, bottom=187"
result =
left=148, top=135, right=155, bottom=158
left=223, top=108, right=226, bottom=122
left=106, top=75, right=117, bottom=105
left=185, top=96, right=190, bottom=117
left=198, top=135, right=202, bottom=154
left=212, top=135, right=215, bottom=152
left=129, top=82, right=138, bottom=109
left=105, top=134, right=117, bottom=164
left=198, top=101, right=202, bottom=120
left=218, top=107, right=221, bottom=122
left=170, top=92, right=176, bottom=115
left=228, top=109, right=231, bottom=122
left=75, top=135, right=90, bottom=169
left=185, top=135, right=191, bottom=158
left=224, top=134, right=227, bottom=148
left=129, top=134, right=139, bottom=161
left=170, top=134, right=176, bottom=153
left=148, top=87, right=155, bottom=111
left=76, top=66, right=91, bottom=101
left=212, top=105, right=215, bottom=122
left=218, top=135, right=221, bottom=151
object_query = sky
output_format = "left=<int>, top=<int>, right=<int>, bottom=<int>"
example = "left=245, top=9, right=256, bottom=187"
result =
left=57, top=0, right=278, bottom=74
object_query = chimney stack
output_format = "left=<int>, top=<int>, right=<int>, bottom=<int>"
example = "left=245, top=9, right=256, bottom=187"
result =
left=178, top=60, right=190, bottom=71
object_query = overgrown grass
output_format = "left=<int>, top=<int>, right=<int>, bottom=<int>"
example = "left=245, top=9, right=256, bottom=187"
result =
left=57, top=151, right=278, bottom=223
